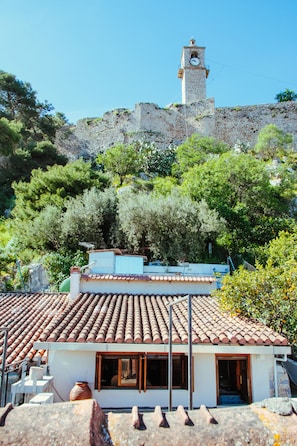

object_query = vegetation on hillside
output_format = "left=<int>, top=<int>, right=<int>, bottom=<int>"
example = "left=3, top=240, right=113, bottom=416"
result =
left=3, top=122, right=296, bottom=286
left=0, top=70, right=68, bottom=214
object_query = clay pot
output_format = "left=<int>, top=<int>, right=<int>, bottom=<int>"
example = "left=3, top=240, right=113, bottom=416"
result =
left=69, top=381, right=92, bottom=401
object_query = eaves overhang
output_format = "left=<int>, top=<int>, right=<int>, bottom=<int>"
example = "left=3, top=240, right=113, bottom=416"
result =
left=34, top=341, right=291, bottom=356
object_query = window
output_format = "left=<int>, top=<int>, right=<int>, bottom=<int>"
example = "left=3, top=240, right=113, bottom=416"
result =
left=95, top=353, right=188, bottom=391
left=96, top=355, right=140, bottom=389
left=146, top=355, right=187, bottom=388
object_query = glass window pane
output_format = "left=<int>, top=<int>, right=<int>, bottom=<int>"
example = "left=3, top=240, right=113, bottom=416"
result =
left=101, top=357, right=118, bottom=386
left=146, top=357, right=167, bottom=386
left=146, top=355, right=186, bottom=388
left=119, top=358, right=138, bottom=386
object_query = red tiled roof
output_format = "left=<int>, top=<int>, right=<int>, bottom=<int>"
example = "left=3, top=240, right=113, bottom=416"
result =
left=0, top=292, right=288, bottom=367
left=0, top=293, right=69, bottom=365
left=38, top=293, right=288, bottom=346
left=83, top=274, right=216, bottom=283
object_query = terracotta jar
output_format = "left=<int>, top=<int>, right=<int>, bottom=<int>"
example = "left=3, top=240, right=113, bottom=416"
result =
left=69, top=381, right=92, bottom=401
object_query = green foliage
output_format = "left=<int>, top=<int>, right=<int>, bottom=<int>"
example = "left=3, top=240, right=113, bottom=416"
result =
left=0, top=118, right=20, bottom=155
left=0, top=71, right=69, bottom=215
left=258, top=229, right=297, bottom=268
left=43, top=250, right=87, bottom=290
left=118, top=190, right=225, bottom=263
left=253, top=124, right=293, bottom=161
left=0, top=219, right=15, bottom=290
left=97, top=142, right=176, bottom=185
left=37, top=111, right=69, bottom=142
left=172, top=134, right=230, bottom=176
left=0, top=218, right=12, bottom=246
left=3, top=139, right=66, bottom=180
left=97, top=144, right=140, bottom=185
left=0, top=220, right=31, bottom=291
left=135, top=141, right=176, bottom=178
left=15, top=205, right=63, bottom=251
left=181, top=152, right=294, bottom=256
left=12, top=187, right=119, bottom=254
left=0, top=71, right=39, bottom=124
left=12, top=159, right=110, bottom=221
left=151, top=176, right=178, bottom=195
left=0, top=140, right=68, bottom=215
left=213, top=229, right=297, bottom=344
left=275, top=89, right=297, bottom=102
left=0, top=70, right=68, bottom=143
left=60, top=187, right=119, bottom=251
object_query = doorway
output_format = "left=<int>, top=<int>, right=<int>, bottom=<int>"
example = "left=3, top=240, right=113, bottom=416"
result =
left=216, top=355, right=251, bottom=405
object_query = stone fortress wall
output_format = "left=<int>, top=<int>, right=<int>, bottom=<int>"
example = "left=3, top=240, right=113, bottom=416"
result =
left=215, top=101, right=297, bottom=149
left=55, top=99, right=297, bottom=159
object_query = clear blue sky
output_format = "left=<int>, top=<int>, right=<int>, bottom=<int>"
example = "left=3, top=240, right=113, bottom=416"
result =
left=1, top=0, right=296, bottom=124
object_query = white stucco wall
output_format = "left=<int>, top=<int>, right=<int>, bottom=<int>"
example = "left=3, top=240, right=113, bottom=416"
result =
left=47, top=350, right=96, bottom=403
left=194, top=354, right=217, bottom=407
left=47, top=350, right=191, bottom=408
left=46, top=349, right=278, bottom=409
left=250, top=354, right=275, bottom=401
left=79, top=279, right=217, bottom=295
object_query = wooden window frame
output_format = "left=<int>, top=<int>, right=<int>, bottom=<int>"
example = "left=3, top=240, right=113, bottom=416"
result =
left=95, top=352, right=189, bottom=392
left=118, top=357, right=138, bottom=387
left=96, top=353, right=140, bottom=391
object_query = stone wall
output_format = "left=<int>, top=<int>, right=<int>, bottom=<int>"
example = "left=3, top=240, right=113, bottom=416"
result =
left=55, top=99, right=297, bottom=159
left=215, top=101, right=297, bottom=149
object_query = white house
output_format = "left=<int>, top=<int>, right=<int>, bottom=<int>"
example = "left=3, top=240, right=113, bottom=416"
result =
left=34, top=250, right=291, bottom=409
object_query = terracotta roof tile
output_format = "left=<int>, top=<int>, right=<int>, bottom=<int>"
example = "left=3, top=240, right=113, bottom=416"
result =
left=0, top=292, right=289, bottom=369
left=0, top=292, right=69, bottom=365
left=37, top=293, right=288, bottom=347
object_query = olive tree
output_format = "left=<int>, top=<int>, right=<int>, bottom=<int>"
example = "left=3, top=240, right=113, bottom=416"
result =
left=118, top=189, right=225, bottom=263
left=60, top=187, right=119, bottom=251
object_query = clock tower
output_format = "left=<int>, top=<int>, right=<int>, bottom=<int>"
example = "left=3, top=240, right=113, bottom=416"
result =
left=178, top=39, right=209, bottom=104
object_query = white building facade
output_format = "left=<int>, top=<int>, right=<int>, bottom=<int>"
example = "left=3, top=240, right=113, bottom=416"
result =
left=35, top=250, right=291, bottom=409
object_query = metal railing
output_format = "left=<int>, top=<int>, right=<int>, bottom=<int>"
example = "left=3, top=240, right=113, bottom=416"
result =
left=0, top=328, right=25, bottom=407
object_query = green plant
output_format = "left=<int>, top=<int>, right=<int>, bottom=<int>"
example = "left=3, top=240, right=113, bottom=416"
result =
left=275, top=89, right=297, bottom=102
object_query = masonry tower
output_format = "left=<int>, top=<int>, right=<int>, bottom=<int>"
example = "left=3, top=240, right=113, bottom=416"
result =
left=178, top=39, right=209, bottom=104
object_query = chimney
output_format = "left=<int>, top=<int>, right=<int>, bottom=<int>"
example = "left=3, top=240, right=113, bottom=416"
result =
left=70, top=266, right=81, bottom=300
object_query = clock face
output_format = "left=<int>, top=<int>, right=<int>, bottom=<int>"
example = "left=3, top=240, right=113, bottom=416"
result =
left=190, top=57, right=200, bottom=66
